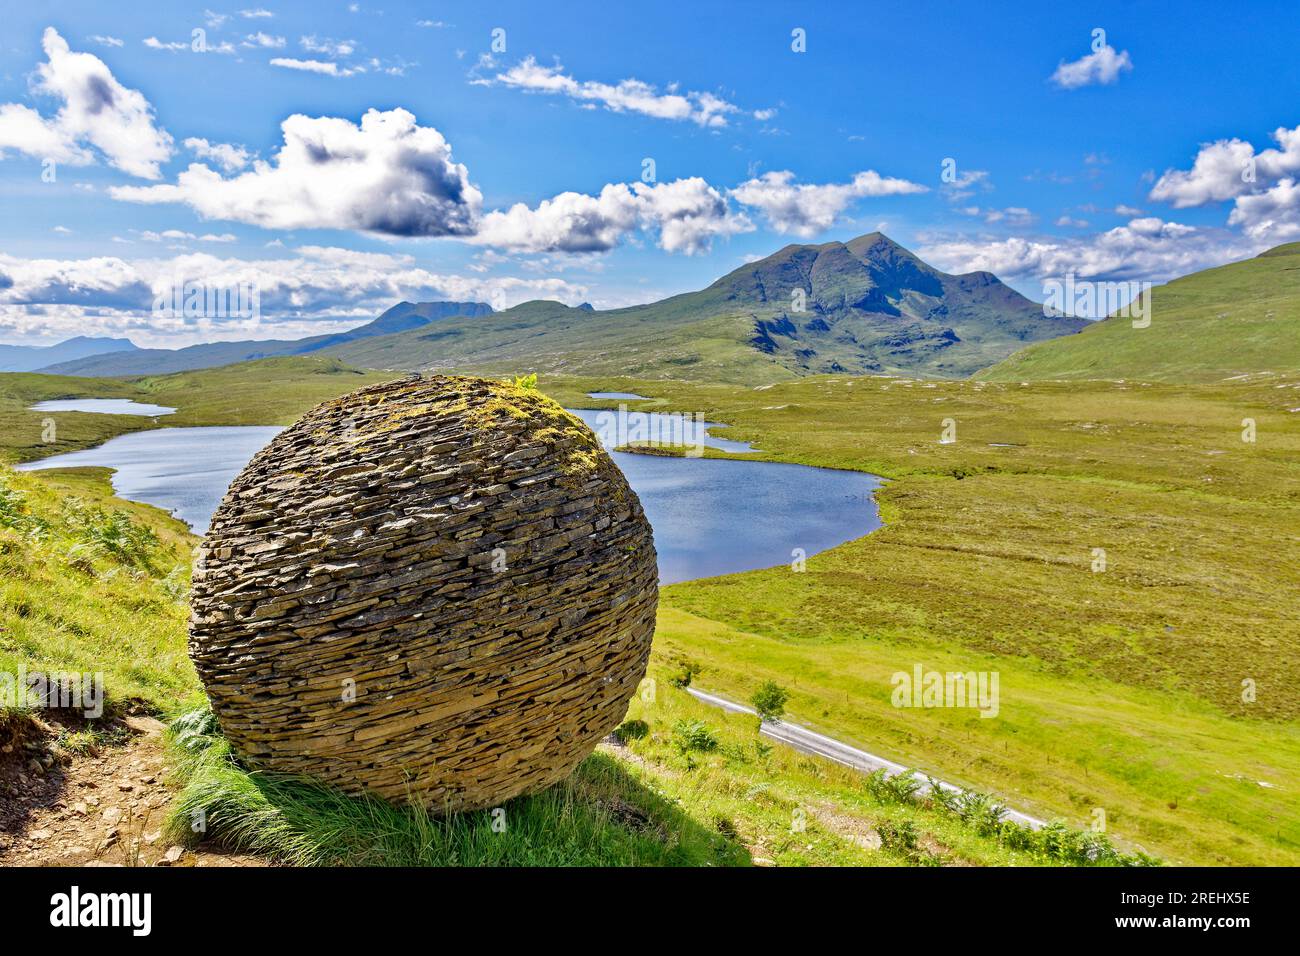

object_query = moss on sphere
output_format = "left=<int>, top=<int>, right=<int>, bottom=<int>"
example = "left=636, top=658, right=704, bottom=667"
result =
left=188, top=375, right=658, bottom=812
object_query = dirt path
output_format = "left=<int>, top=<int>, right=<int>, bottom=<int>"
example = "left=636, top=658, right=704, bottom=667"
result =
left=0, top=712, right=262, bottom=867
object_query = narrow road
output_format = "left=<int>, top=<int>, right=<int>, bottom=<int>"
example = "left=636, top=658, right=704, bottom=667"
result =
left=687, top=687, right=1048, bottom=830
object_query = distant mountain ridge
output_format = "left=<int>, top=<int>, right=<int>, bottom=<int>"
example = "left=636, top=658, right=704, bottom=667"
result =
left=323, top=232, right=1088, bottom=381
left=704, top=232, right=1088, bottom=376
left=19, top=235, right=1091, bottom=382
left=35, top=301, right=493, bottom=377
left=980, top=243, right=1300, bottom=382
left=0, top=335, right=139, bottom=373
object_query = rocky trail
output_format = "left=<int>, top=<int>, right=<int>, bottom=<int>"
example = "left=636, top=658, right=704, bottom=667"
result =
left=0, top=711, right=262, bottom=867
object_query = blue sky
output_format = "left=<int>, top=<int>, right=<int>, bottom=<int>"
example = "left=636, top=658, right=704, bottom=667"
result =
left=1, top=0, right=1298, bottom=346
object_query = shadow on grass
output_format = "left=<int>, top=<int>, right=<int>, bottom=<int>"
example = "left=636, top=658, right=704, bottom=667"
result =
left=167, top=731, right=750, bottom=867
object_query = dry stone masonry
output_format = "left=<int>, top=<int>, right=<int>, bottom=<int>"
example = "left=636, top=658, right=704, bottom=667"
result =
left=189, top=375, right=658, bottom=812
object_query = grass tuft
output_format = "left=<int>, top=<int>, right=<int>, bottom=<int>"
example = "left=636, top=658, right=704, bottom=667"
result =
left=164, top=707, right=748, bottom=867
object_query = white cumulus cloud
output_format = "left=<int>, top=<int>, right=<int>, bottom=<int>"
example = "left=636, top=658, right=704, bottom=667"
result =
left=0, top=246, right=589, bottom=347
left=919, top=217, right=1258, bottom=285
left=0, top=28, right=173, bottom=179
left=1228, top=178, right=1300, bottom=242
left=111, top=108, right=482, bottom=237
left=475, top=177, right=752, bottom=255
left=1050, top=43, right=1132, bottom=89
left=1149, top=125, right=1300, bottom=242
left=730, top=169, right=927, bottom=237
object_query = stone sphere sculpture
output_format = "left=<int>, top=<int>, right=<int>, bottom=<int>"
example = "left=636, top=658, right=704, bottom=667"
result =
left=189, top=375, right=657, bottom=812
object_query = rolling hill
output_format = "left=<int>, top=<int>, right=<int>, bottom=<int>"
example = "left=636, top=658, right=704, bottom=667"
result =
left=0, top=335, right=138, bottom=373
left=36, top=300, right=492, bottom=377
left=979, top=243, right=1300, bottom=382
left=324, top=233, right=1087, bottom=382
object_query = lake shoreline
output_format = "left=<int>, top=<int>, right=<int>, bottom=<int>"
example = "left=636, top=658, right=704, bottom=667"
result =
left=17, top=399, right=886, bottom=584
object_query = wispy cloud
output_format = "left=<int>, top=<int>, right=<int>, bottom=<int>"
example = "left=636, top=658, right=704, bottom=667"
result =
left=137, top=229, right=237, bottom=243
left=940, top=168, right=992, bottom=202
left=243, top=32, right=286, bottom=49
left=143, top=37, right=189, bottom=52
left=474, top=56, right=742, bottom=128
left=962, top=205, right=1035, bottom=227
left=145, top=36, right=236, bottom=55
left=270, top=57, right=362, bottom=77
left=300, top=35, right=356, bottom=57
left=183, top=137, right=252, bottom=171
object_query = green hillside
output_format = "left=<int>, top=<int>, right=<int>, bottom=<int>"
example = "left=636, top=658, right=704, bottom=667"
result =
left=542, top=369, right=1300, bottom=865
left=980, top=243, right=1300, bottom=382
left=326, top=296, right=786, bottom=384
left=3, top=356, right=1294, bottom=863
left=0, top=460, right=1133, bottom=867
left=324, top=233, right=1086, bottom=381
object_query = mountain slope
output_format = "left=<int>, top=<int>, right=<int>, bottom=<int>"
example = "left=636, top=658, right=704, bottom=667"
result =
left=0, top=336, right=138, bottom=373
left=979, top=244, right=1300, bottom=382
left=325, top=233, right=1086, bottom=381
left=324, top=296, right=788, bottom=383
left=308, top=300, right=493, bottom=347
left=35, top=301, right=491, bottom=377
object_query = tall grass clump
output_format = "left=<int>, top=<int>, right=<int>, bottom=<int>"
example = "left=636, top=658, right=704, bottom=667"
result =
left=164, top=706, right=747, bottom=867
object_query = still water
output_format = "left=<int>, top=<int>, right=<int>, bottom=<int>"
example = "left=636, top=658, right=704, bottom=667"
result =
left=30, top=399, right=176, bottom=417
left=18, top=403, right=881, bottom=583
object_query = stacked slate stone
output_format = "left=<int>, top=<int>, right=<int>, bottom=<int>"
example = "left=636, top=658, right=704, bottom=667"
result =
left=188, top=375, right=658, bottom=812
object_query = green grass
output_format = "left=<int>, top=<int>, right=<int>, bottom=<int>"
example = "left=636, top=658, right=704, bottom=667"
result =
left=324, top=296, right=790, bottom=385
left=2, top=447, right=1123, bottom=866
left=0, top=467, right=198, bottom=709
left=0, top=372, right=150, bottom=465
left=543, top=370, right=1300, bottom=865
left=2, top=355, right=1292, bottom=865
left=166, top=732, right=745, bottom=867
left=165, top=674, right=1143, bottom=867
left=138, top=356, right=395, bottom=427
left=980, top=243, right=1300, bottom=382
